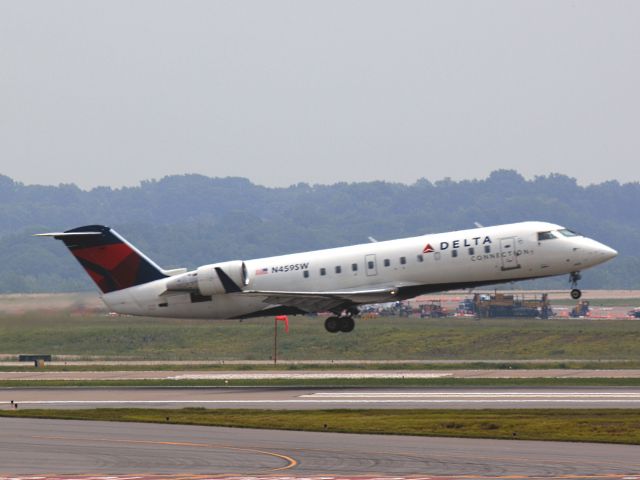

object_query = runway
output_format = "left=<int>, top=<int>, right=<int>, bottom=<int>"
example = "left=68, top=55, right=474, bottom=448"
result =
left=3, top=368, right=640, bottom=380
left=1, top=416, right=639, bottom=478
left=2, top=386, right=640, bottom=409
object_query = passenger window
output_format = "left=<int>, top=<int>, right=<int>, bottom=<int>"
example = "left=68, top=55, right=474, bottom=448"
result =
left=452, top=249, right=458, bottom=258
left=320, top=268, right=326, bottom=276
left=537, top=231, right=557, bottom=241
left=468, top=247, right=474, bottom=255
left=400, top=256, right=406, bottom=265
left=335, top=266, right=341, bottom=274
left=384, top=259, right=390, bottom=267
left=484, top=245, right=491, bottom=254
left=303, top=270, right=309, bottom=278
left=352, top=263, right=358, bottom=272
left=417, top=254, right=423, bottom=262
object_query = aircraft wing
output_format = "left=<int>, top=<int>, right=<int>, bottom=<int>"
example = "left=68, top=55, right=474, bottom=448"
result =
left=241, top=287, right=399, bottom=313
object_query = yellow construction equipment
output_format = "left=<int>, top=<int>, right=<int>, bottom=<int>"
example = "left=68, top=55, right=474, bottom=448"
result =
left=472, top=292, right=552, bottom=319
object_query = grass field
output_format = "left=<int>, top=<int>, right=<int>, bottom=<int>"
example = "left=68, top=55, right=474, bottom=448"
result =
left=2, top=408, right=639, bottom=444
left=1, top=311, right=640, bottom=361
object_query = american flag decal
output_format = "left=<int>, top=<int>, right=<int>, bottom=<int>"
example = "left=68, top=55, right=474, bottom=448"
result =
left=255, top=267, right=269, bottom=276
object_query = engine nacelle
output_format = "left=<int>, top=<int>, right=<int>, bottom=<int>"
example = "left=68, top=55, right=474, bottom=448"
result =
left=196, top=260, right=249, bottom=296
left=165, top=260, right=249, bottom=296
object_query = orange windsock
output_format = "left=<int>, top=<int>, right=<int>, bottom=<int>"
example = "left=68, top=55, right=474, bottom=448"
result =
left=275, top=315, right=289, bottom=333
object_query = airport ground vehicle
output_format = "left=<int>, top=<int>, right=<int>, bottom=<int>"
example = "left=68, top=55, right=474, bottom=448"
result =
left=419, top=301, right=448, bottom=318
left=472, top=292, right=552, bottom=319
left=456, top=298, right=476, bottom=315
left=571, top=300, right=591, bottom=318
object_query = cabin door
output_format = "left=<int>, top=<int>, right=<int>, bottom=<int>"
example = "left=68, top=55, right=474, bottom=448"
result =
left=499, top=237, right=521, bottom=271
left=365, top=254, right=378, bottom=276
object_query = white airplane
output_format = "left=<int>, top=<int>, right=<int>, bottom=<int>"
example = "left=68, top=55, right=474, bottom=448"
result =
left=38, top=221, right=617, bottom=333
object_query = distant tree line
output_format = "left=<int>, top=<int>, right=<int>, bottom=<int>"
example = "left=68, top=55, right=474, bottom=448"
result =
left=0, top=170, right=637, bottom=293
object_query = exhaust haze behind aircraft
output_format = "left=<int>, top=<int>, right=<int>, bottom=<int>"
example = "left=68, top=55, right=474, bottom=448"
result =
left=38, top=221, right=617, bottom=332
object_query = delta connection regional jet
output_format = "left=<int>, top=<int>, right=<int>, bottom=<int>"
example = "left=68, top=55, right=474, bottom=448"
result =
left=38, top=222, right=617, bottom=333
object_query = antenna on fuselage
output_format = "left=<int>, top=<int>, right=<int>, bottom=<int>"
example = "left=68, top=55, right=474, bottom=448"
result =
left=368, top=236, right=378, bottom=243
left=474, top=222, right=484, bottom=228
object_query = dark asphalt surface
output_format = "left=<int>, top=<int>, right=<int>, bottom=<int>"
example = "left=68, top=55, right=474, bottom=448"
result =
left=1, top=416, right=639, bottom=477
left=2, top=386, right=640, bottom=409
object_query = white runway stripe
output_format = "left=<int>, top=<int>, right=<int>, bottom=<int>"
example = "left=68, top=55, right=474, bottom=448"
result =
left=166, top=373, right=452, bottom=379
left=301, top=392, right=640, bottom=397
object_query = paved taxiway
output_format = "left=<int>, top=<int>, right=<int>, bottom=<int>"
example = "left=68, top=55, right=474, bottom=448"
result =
left=2, top=387, right=640, bottom=409
left=2, top=369, right=640, bottom=380
left=1, top=417, right=639, bottom=477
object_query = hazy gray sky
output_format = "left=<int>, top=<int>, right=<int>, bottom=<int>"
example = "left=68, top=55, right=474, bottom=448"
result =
left=1, top=1, right=638, bottom=189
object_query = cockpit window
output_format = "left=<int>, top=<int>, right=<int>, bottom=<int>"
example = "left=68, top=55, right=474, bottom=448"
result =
left=537, top=231, right=557, bottom=241
left=558, top=228, right=580, bottom=237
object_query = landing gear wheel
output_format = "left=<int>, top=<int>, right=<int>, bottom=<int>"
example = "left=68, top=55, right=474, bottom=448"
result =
left=339, top=316, right=355, bottom=333
left=569, top=272, right=582, bottom=300
left=324, top=316, right=341, bottom=333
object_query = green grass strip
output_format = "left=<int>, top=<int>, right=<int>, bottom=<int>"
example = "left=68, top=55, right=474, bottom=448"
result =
left=3, top=314, right=640, bottom=361
left=2, top=377, right=640, bottom=388
left=2, top=408, right=640, bottom=445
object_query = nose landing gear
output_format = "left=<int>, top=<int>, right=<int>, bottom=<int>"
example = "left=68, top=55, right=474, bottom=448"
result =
left=570, top=271, right=582, bottom=299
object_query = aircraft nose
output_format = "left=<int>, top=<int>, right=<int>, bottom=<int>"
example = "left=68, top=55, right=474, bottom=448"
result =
left=598, top=244, right=618, bottom=261
left=576, top=238, right=617, bottom=267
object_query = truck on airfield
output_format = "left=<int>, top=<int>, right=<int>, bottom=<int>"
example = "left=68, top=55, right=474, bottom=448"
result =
left=472, top=292, right=552, bottom=319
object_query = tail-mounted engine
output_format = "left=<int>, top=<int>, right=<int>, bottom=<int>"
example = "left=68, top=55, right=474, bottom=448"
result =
left=165, top=260, right=249, bottom=295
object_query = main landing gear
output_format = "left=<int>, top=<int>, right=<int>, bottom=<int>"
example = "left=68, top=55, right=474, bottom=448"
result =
left=325, top=309, right=357, bottom=333
left=570, top=271, right=582, bottom=299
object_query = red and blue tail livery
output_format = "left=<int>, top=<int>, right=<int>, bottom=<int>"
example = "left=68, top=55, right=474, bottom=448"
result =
left=38, top=225, right=167, bottom=293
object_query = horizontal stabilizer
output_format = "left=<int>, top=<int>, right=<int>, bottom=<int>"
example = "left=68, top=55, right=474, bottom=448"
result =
left=34, top=231, right=103, bottom=237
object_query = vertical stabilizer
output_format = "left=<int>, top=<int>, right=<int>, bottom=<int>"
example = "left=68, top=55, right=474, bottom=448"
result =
left=37, top=225, right=167, bottom=293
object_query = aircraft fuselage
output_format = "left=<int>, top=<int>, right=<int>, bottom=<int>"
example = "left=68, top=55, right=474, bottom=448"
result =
left=99, top=221, right=617, bottom=320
